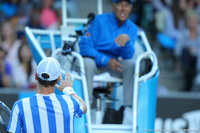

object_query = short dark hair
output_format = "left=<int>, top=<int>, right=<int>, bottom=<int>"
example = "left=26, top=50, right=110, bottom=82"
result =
left=37, top=73, right=57, bottom=87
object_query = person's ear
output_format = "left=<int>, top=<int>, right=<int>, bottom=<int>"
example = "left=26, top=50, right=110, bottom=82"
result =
left=35, top=73, right=38, bottom=80
left=56, top=77, right=59, bottom=84
left=112, top=3, right=115, bottom=11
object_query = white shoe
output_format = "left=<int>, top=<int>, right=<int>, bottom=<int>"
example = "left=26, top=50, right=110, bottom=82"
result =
left=122, top=107, right=133, bottom=125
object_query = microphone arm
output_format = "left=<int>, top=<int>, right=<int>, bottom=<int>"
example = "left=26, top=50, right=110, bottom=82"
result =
left=75, top=13, right=95, bottom=36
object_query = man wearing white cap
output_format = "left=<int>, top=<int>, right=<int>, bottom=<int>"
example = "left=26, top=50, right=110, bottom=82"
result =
left=79, top=0, right=137, bottom=124
left=7, top=57, right=87, bottom=133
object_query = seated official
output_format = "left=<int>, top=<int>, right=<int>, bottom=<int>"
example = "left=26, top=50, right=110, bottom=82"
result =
left=79, top=0, right=138, bottom=124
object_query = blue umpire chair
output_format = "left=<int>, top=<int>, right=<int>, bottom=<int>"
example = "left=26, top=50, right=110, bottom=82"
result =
left=25, top=24, right=159, bottom=133
left=24, top=0, right=159, bottom=133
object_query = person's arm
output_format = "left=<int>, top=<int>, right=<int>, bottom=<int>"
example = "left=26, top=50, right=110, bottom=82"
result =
left=55, top=74, right=87, bottom=114
left=115, top=34, right=130, bottom=47
left=0, top=60, right=11, bottom=87
left=119, top=23, right=138, bottom=59
left=79, top=15, right=111, bottom=67
left=70, top=93, right=87, bottom=114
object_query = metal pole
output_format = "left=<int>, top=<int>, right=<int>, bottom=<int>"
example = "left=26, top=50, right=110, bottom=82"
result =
left=97, top=0, right=103, bottom=14
left=62, top=0, right=67, bottom=26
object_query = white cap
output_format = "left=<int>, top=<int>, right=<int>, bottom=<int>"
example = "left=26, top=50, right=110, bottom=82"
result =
left=37, top=57, right=60, bottom=81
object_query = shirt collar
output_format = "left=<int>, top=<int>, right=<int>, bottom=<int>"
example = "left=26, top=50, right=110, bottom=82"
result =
left=110, top=12, right=127, bottom=28
left=36, top=93, right=55, bottom=96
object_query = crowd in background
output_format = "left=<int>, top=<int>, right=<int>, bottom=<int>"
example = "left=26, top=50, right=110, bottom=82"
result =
left=0, top=0, right=62, bottom=89
left=151, top=0, right=200, bottom=92
left=0, top=0, right=200, bottom=92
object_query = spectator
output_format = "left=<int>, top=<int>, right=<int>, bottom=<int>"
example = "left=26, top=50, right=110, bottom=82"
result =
left=0, top=21, right=22, bottom=65
left=174, top=9, right=200, bottom=91
left=154, top=0, right=186, bottom=49
left=17, top=0, right=33, bottom=18
left=27, top=4, right=45, bottom=29
left=0, top=46, right=12, bottom=88
left=165, top=0, right=186, bottom=41
left=79, top=0, right=138, bottom=124
left=0, top=0, right=19, bottom=22
left=12, top=41, right=37, bottom=90
left=194, top=0, right=200, bottom=23
left=16, top=0, right=33, bottom=38
left=153, top=0, right=187, bottom=68
left=40, top=0, right=59, bottom=30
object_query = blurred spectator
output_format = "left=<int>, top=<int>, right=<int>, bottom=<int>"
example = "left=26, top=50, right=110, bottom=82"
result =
left=0, top=2, right=2, bottom=24
left=12, top=41, right=37, bottom=90
left=16, top=0, right=33, bottom=37
left=174, top=9, right=200, bottom=91
left=17, top=0, right=33, bottom=18
left=0, top=0, right=19, bottom=23
left=187, top=0, right=199, bottom=10
left=166, top=0, right=186, bottom=40
left=0, top=46, right=12, bottom=88
left=40, top=0, right=59, bottom=30
left=27, top=4, right=45, bottom=29
left=0, top=21, right=22, bottom=64
left=30, top=0, right=41, bottom=6
left=153, top=0, right=187, bottom=69
left=154, top=0, right=186, bottom=50
left=140, top=0, right=155, bottom=31
left=193, top=0, right=200, bottom=23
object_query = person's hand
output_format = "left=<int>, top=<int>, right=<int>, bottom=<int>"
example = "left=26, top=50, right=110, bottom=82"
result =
left=55, top=74, right=74, bottom=92
left=115, top=34, right=130, bottom=47
left=108, top=58, right=123, bottom=72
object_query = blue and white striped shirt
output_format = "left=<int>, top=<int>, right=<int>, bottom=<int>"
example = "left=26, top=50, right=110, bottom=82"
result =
left=7, top=93, right=83, bottom=133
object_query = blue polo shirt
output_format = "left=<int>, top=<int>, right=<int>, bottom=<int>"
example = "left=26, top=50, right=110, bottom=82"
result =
left=79, top=12, right=138, bottom=67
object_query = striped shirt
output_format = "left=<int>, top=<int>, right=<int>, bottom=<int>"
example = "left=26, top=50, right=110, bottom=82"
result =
left=7, top=93, right=83, bottom=133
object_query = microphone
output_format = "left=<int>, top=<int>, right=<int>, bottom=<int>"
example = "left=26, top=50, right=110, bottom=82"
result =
left=86, top=13, right=95, bottom=26
left=75, top=12, right=95, bottom=35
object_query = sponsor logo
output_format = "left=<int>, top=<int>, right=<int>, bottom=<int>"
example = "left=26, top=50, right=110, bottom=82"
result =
left=155, top=110, right=200, bottom=133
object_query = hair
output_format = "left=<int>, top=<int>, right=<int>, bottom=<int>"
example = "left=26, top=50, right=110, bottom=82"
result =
left=37, top=74, right=57, bottom=87
left=184, top=9, right=199, bottom=28
left=185, top=9, right=198, bottom=20
left=171, top=0, right=185, bottom=29
left=0, top=21, right=16, bottom=43
left=18, top=41, right=32, bottom=81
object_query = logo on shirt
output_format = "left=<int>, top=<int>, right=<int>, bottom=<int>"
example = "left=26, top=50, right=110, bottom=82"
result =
left=85, top=32, right=90, bottom=38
